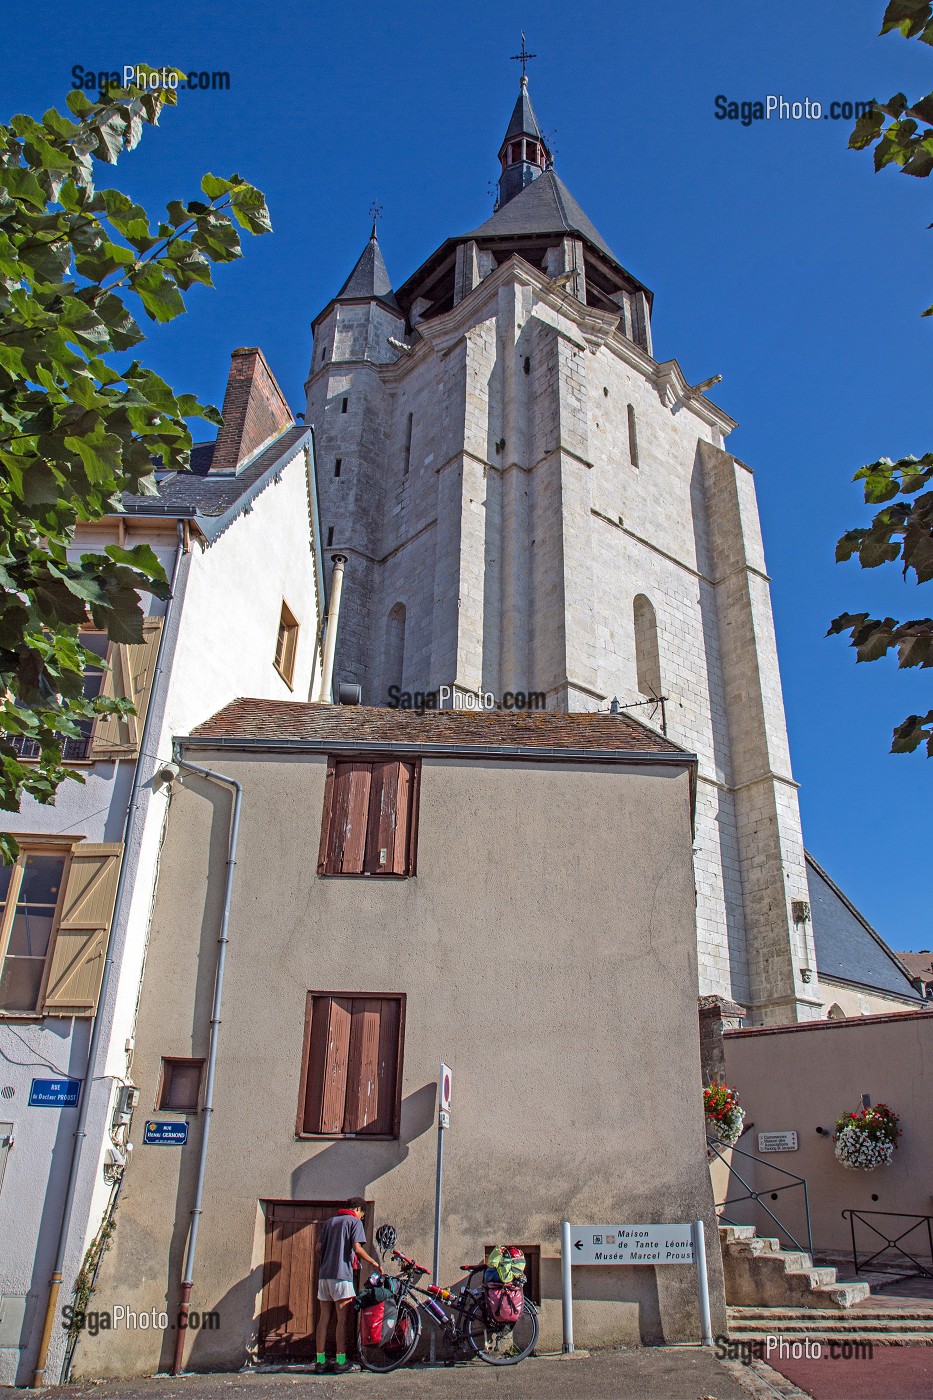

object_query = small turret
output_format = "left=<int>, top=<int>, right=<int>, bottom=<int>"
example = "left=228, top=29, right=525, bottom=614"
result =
left=497, top=76, right=550, bottom=208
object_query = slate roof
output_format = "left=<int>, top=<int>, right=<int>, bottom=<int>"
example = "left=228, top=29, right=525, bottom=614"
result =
left=502, top=78, right=545, bottom=145
left=119, top=425, right=309, bottom=544
left=807, top=852, right=923, bottom=1001
left=188, top=699, right=693, bottom=759
left=467, top=169, right=619, bottom=264
left=335, top=228, right=397, bottom=306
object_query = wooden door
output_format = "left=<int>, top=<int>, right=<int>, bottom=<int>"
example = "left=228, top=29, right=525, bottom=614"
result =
left=258, top=1199, right=373, bottom=1361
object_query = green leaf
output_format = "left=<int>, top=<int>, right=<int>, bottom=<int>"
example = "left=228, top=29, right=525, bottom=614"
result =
left=200, top=173, right=234, bottom=199
left=130, top=264, right=185, bottom=322
left=104, top=542, right=168, bottom=582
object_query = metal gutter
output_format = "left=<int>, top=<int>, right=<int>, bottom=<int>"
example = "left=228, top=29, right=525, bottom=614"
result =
left=33, top=522, right=188, bottom=1389
left=168, top=758, right=242, bottom=1376
left=176, top=733, right=696, bottom=767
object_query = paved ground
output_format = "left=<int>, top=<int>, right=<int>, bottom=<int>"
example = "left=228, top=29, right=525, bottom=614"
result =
left=8, top=1348, right=767, bottom=1400
left=765, top=1344, right=933, bottom=1400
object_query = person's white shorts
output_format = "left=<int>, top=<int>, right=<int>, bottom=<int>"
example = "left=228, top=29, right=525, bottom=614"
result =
left=317, top=1279, right=356, bottom=1302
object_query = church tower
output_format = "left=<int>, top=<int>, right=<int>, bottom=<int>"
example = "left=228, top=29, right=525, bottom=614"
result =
left=305, top=78, right=818, bottom=1026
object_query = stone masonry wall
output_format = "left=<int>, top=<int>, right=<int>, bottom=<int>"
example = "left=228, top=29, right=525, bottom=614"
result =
left=305, top=261, right=811, bottom=1019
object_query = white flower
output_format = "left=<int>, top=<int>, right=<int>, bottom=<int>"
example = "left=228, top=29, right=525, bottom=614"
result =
left=834, top=1126, right=895, bottom=1171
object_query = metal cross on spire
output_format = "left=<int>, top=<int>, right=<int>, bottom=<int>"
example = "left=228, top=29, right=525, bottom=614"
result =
left=510, top=32, right=537, bottom=80
left=368, top=201, right=383, bottom=239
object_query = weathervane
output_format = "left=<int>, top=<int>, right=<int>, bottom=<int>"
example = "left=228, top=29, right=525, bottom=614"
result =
left=369, top=201, right=383, bottom=237
left=510, top=32, right=537, bottom=80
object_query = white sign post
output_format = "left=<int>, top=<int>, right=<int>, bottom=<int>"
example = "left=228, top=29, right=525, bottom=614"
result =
left=432, top=1064, right=452, bottom=1285
left=560, top=1220, right=713, bottom=1351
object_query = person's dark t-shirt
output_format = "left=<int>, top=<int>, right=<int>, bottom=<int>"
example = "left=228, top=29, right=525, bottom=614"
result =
left=318, top=1213, right=366, bottom=1281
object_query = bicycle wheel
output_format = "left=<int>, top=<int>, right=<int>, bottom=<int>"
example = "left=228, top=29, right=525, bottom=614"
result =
left=464, top=1293, right=538, bottom=1365
left=357, top=1300, right=421, bottom=1372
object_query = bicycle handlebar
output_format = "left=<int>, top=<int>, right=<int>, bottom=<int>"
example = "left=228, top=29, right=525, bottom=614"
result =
left=392, top=1249, right=427, bottom=1275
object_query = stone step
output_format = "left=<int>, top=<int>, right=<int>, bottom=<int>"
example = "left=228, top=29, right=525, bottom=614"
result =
left=814, top=1280, right=872, bottom=1307
left=730, top=1307, right=933, bottom=1321
left=719, top=1224, right=756, bottom=1244
left=728, top=1330, right=933, bottom=1346
left=730, top=1312, right=933, bottom=1333
left=720, top=1222, right=870, bottom=1308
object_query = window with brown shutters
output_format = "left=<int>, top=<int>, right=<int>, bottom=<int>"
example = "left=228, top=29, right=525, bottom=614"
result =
left=298, top=993, right=404, bottom=1138
left=0, top=838, right=123, bottom=1017
left=90, top=616, right=163, bottom=758
left=318, top=758, right=419, bottom=877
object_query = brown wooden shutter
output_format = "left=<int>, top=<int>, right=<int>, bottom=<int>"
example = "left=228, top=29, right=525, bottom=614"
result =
left=343, top=998, right=382, bottom=1133
left=303, top=996, right=352, bottom=1133
left=42, top=843, right=122, bottom=1016
left=90, top=617, right=163, bottom=757
left=363, top=761, right=416, bottom=875
left=372, top=997, right=402, bottom=1135
left=319, top=762, right=372, bottom=874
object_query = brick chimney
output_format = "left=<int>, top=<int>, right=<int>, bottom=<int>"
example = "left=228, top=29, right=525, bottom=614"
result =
left=210, top=347, right=294, bottom=472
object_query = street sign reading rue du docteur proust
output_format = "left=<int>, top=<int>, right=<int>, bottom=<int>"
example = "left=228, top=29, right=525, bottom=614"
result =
left=29, top=1078, right=81, bottom=1107
left=571, top=1225, right=694, bottom=1265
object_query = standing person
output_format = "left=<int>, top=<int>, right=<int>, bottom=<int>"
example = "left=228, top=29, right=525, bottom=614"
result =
left=314, top=1197, right=380, bottom=1374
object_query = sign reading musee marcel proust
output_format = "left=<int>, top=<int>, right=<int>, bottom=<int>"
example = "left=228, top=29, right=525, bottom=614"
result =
left=570, top=1225, right=694, bottom=1265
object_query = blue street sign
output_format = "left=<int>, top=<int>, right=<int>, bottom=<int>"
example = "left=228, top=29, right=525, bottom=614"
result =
left=144, top=1120, right=189, bottom=1146
left=29, top=1078, right=81, bottom=1107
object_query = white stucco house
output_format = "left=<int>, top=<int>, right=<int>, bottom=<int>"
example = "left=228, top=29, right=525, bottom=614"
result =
left=0, top=346, right=325, bottom=1387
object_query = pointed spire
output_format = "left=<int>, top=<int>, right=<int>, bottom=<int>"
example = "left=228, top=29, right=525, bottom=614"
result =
left=497, top=78, right=550, bottom=208
left=335, top=224, right=396, bottom=304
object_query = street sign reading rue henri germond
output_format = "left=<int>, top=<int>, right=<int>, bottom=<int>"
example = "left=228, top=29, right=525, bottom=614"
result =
left=571, top=1225, right=694, bottom=1265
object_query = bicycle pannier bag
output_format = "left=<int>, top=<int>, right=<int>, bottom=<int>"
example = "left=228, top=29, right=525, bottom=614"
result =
left=360, top=1297, right=399, bottom=1346
left=385, top=1307, right=414, bottom=1352
left=485, top=1281, right=524, bottom=1325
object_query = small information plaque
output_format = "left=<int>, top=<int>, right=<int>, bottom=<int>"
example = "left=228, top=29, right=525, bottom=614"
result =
left=757, top=1130, right=798, bottom=1153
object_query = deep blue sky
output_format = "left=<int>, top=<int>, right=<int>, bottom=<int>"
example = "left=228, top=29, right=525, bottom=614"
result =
left=7, top=2, right=931, bottom=950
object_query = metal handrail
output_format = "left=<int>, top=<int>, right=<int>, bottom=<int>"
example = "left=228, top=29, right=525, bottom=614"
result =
left=709, top=1137, right=813, bottom=1256
left=842, top=1209, right=933, bottom=1281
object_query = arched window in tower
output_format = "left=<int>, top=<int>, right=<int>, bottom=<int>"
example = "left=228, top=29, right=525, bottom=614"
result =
left=384, top=603, right=406, bottom=697
left=633, top=595, right=662, bottom=699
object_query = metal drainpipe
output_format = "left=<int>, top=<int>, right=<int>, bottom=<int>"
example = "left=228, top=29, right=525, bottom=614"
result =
left=32, top=520, right=187, bottom=1390
left=169, top=757, right=242, bottom=1377
left=318, top=553, right=347, bottom=702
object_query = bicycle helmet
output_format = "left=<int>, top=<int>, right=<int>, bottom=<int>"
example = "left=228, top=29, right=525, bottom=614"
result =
left=375, top=1223, right=398, bottom=1256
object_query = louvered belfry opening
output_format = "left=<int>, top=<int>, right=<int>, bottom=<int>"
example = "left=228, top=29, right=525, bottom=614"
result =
left=299, top=993, right=404, bottom=1137
left=317, top=758, right=419, bottom=876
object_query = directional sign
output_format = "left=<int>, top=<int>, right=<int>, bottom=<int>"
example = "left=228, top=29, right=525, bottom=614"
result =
left=570, top=1224, right=694, bottom=1265
left=758, top=1131, right=798, bottom=1153
left=144, top=1120, right=189, bottom=1146
left=29, top=1078, right=80, bottom=1107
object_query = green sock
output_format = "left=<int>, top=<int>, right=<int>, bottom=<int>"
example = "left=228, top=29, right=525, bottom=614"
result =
left=316, top=1352, right=326, bottom=1365
left=336, top=1352, right=347, bottom=1366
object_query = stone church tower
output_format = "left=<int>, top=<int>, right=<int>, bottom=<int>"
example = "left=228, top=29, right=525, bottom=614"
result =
left=306, top=77, right=819, bottom=1026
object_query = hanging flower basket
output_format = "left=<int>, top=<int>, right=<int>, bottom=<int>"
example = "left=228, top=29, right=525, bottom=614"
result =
left=833, top=1103, right=901, bottom=1171
left=704, top=1082, right=745, bottom=1148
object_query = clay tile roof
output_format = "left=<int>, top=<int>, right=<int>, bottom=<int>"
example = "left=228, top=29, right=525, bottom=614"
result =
left=188, top=700, right=690, bottom=757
